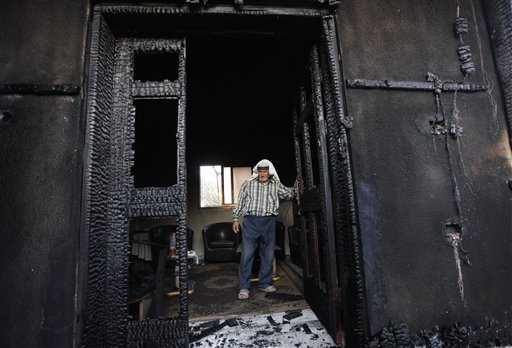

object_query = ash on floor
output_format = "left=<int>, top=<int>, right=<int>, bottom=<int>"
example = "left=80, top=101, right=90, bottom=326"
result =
left=189, top=308, right=338, bottom=347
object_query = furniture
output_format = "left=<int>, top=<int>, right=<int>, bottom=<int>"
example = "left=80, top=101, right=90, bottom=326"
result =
left=131, top=230, right=153, bottom=261
left=149, top=225, right=195, bottom=293
left=187, top=250, right=199, bottom=265
left=150, top=225, right=194, bottom=251
left=128, top=292, right=152, bottom=321
left=149, top=225, right=194, bottom=268
left=202, top=222, right=241, bottom=263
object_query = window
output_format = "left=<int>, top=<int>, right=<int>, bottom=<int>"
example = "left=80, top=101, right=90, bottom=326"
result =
left=200, top=165, right=252, bottom=208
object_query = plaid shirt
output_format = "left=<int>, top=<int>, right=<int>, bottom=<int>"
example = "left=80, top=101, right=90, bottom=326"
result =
left=233, top=176, right=296, bottom=221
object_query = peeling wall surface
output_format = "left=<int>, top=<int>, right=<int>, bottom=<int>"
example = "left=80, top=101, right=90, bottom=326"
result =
left=0, top=1, right=89, bottom=347
left=337, top=0, right=512, bottom=338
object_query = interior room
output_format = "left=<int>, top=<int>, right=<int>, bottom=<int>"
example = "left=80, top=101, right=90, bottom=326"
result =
left=128, top=34, right=315, bottom=321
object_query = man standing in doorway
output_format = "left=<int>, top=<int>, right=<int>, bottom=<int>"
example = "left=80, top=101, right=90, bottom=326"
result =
left=232, top=159, right=297, bottom=300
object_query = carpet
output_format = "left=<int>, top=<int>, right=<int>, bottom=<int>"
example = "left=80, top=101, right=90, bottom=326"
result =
left=164, top=261, right=307, bottom=321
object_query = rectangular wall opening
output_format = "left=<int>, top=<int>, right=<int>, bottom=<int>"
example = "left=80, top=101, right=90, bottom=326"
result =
left=134, top=52, right=180, bottom=82
left=133, top=98, right=178, bottom=188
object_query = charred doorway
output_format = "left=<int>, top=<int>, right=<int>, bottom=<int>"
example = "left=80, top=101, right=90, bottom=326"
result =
left=80, top=4, right=365, bottom=347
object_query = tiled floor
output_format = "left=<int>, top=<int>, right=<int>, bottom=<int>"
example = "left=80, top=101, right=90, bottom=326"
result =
left=189, top=308, right=339, bottom=347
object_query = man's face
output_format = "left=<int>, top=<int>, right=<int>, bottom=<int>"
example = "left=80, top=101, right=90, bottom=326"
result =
left=258, top=169, right=270, bottom=182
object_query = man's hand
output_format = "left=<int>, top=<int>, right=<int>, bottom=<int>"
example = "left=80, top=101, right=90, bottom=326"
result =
left=232, top=221, right=240, bottom=233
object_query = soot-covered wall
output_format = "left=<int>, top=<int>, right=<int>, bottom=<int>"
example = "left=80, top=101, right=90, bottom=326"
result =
left=1, top=1, right=511, bottom=347
left=0, top=1, right=89, bottom=347
left=337, top=0, right=512, bottom=339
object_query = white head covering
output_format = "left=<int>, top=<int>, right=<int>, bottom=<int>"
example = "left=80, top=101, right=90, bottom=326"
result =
left=251, top=159, right=280, bottom=182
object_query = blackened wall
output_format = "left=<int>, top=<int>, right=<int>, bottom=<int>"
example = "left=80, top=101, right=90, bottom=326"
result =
left=336, top=0, right=512, bottom=335
left=0, top=0, right=511, bottom=346
left=482, top=0, right=512, bottom=135
left=0, top=1, right=89, bottom=347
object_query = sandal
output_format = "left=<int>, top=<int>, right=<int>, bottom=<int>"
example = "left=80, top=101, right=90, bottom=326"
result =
left=238, top=288, right=250, bottom=300
left=259, top=285, right=277, bottom=293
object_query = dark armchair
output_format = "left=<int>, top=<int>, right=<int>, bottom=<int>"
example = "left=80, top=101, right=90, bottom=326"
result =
left=202, top=222, right=241, bottom=263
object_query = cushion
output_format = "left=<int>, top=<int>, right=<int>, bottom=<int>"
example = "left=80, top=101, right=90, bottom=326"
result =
left=209, top=241, right=235, bottom=249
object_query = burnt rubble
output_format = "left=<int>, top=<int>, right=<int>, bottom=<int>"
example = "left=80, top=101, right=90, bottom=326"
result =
left=365, top=321, right=512, bottom=348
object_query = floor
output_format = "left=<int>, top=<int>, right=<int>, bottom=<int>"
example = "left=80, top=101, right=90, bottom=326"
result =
left=165, top=260, right=309, bottom=321
left=131, top=259, right=341, bottom=346
left=189, top=308, right=339, bottom=348
left=173, top=260, right=339, bottom=346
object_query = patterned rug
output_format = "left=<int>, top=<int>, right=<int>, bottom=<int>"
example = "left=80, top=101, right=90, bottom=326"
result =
left=164, top=261, right=307, bottom=321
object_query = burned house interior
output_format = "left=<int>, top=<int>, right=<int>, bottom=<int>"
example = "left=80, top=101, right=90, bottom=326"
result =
left=0, top=1, right=511, bottom=347
left=123, top=15, right=337, bottom=342
left=129, top=33, right=310, bottom=316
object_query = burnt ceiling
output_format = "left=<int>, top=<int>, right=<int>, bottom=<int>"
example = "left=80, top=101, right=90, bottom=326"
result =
left=103, top=10, right=323, bottom=39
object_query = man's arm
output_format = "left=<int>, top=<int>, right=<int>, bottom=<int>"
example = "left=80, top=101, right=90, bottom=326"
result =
left=277, top=179, right=298, bottom=200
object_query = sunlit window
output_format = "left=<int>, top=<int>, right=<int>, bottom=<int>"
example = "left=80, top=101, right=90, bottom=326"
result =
left=200, top=165, right=251, bottom=208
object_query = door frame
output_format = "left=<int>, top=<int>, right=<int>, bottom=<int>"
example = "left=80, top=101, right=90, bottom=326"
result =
left=80, top=9, right=190, bottom=347
left=79, top=4, right=364, bottom=347
left=294, top=42, right=343, bottom=343
left=293, top=16, right=368, bottom=347
left=319, top=16, right=368, bottom=346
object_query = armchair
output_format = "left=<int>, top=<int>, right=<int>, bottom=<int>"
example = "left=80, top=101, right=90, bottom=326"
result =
left=202, top=222, right=241, bottom=263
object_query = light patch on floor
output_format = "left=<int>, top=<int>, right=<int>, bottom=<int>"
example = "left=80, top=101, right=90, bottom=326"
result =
left=189, top=308, right=338, bottom=347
